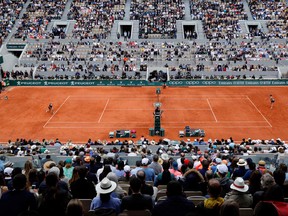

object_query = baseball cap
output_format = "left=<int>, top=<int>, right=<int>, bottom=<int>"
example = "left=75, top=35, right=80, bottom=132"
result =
left=141, top=158, right=149, bottom=165
left=217, top=164, right=228, bottom=174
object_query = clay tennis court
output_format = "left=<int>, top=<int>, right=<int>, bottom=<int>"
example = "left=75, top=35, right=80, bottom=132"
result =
left=1, top=86, right=288, bottom=143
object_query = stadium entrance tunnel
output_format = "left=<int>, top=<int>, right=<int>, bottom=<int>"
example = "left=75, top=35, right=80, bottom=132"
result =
left=183, top=25, right=197, bottom=39
left=120, top=25, right=132, bottom=39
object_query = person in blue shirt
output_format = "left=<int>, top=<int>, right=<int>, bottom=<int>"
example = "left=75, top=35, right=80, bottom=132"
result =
left=141, top=158, right=155, bottom=182
left=91, top=177, right=121, bottom=214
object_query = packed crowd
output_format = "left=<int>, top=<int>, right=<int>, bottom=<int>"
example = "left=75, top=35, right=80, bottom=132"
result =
left=14, top=0, right=67, bottom=40
left=248, top=0, right=287, bottom=20
left=248, top=0, right=288, bottom=40
left=130, top=0, right=185, bottom=39
left=68, top=0, right=125, bottom=40
left=0, top=0, right=26, bottom=44
left=19, top=39, right=284, bottom=80
left=190, top=0, right=248, bottom=40
left=0, top=136, right=287, bottom=216
left=1, top=0, right=287, bottom=44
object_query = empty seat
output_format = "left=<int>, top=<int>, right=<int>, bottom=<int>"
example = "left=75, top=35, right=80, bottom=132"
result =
left=239, top=208, right=253, bottom=216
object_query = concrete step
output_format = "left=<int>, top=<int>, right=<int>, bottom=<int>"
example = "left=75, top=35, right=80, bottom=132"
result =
left=123, top=0, right=131, bottom=21
left=61, top=0, right=73, bottom=21
left=183, top=0, right=191, bottom=21
left=242, top=0, right=253, bottom=21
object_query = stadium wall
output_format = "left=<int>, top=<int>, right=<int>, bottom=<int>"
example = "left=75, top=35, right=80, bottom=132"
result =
left=7, top=79, right=288, bottom=87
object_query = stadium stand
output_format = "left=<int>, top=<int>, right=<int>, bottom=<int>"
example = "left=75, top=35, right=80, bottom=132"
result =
left=0, top=0, right=287, bottom=80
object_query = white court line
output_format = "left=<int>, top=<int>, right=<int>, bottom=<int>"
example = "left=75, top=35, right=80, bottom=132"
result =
left=106, top=108, right=211, bottom=111
left=43, top=96, right=70, bottom=128
left=246, top=96, right=272, bottom=127
left=44, top=125, right=272, bottom=129
left=98, top=98, right=110, bottom=123
left=207, top=99, right=218, bottom=122
left=69, top=97, right=246, bottom=100
left=47, top=120, right=269, bottom=124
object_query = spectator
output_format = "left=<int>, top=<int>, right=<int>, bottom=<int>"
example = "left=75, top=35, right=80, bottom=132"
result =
left=130, top=160, right=142, bottom=176
left=0, top=172, right=8, bottom=198
left=22, top=160, right=33, bottom=179
left=243, top=162, right=256, bottom=181
left=70, top=166, right=96, bottom=199
left=90, top=177, right=121, bottom=214
left=148, top=155, right=163, bottom=176
left=169, top=161, right=182, bottom=179
left=141, top=158, right=155, bottom=182
left=119, top=165, right=131, bottom=183
left=231, top=159, right=247, bottom=180
left=224, top=177, right=253, bottom=208
left=253, top=173, right=284, bottom=207
left=66, top=199, right=83, bottom=216
left=106, top=172, right=127, bottom=199
left=248, top=170, right=262, bottom=195
left=219, top=200, right=239, bottom=216
left=198, top=179, right=224, bottom=216
left=198, top=159, right=210, bottom=179
left=257, top=160, right=267, bottom=174
left=63, top=158, right=74, bottom=180
left=121, top=177, right=153, bottom=212
left=154, top=161, right=175, bottom=187
left=38, top=172, right=72, bottom=216
left=216, top=164, right=233, bottom=198
left=128, top=170, right=154, bottom=197
left=182, top=161, right=205, bottom=191
left=115, top=161, right=125, bottom=179
left=99, top=165, right=112, bottom=182
left=273, top=168, right=288, bottom=197
left=38, top=166, right=69, bottom=195
left=152, top=181, right=195, bottom=216
left=0, top=174, right=37, bottom=216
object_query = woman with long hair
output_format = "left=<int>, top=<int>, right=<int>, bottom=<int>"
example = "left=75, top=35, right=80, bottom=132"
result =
left=99, top=165, right=112, bottom=181
left=154, top=161, right=175, bottom=186
left=22, top=160, right=33, bottom=178
left=69, top=166, right=80, bottom=187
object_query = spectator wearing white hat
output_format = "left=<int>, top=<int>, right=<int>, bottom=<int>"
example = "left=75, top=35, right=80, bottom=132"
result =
left=224, top=177, right=253, bottom=208
left=90, top=177, right=121, bottom=214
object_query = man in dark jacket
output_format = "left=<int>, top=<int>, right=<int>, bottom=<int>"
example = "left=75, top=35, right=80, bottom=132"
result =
left=215, top=164, right=233, bottom=197
left=152, top=181, right=195, bottom=216
left=121, top=177, right=153, bottom=212
left=70, top=165, right=96, bottom=199
left=0, top=174, right=37, bottom=216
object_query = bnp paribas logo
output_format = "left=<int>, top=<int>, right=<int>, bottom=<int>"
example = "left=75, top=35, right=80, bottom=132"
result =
left=71, top=81, right=75, bottom=86
left=17, top=81, right=21, bottom=85
left=44, top=81, right=48, bottom=86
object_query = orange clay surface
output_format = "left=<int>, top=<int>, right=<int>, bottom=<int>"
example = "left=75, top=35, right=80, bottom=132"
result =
left=0, top=86, right=288, bottom=143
